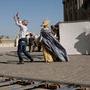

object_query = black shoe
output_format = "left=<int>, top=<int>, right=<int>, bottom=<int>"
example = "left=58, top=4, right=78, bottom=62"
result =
left=17, top=61, right=24, bottom=64
left=30, top=59, right=34, bottom=62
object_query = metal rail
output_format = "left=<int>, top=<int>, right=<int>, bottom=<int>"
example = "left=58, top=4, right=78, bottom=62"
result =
left=0, top=74, right=90, bottom=89
left=0, top=74, right=90, bottom=88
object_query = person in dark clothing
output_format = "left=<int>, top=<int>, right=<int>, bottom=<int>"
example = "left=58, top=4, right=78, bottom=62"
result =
left=28, top=33, right=35, bottom=52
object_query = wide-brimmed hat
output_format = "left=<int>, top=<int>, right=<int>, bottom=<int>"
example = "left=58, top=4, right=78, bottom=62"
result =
left=41, top=20, right=49, bottom=27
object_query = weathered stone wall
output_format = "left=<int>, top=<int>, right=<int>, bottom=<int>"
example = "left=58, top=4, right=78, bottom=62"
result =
left=63, top=0, right=90, bottom=21
left=0, top=39, right=15, bottom=47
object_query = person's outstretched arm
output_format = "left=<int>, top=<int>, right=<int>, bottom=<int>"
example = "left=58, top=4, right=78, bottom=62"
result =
left=13, top=12, right=22, bottom=26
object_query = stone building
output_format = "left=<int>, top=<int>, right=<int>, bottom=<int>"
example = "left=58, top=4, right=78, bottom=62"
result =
left=0, top=38, right=15, bottom=47
left=63, top=0, right=90, bottom=21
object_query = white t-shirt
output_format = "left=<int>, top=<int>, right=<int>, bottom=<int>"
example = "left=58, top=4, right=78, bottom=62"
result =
left=16, top=20, right=28, bottom=39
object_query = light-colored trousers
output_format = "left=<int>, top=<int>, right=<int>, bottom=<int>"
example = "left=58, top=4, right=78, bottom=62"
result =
left=43, top=47, right=53, bottom=63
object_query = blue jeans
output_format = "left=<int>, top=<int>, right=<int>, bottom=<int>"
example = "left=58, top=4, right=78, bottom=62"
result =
left=17, top=38, right=33, bottom=62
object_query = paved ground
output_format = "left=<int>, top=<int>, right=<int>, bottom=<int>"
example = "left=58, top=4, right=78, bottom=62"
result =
left=0, top=47, right=17, bottom=55
left=0, top=47, right=90, bottom=89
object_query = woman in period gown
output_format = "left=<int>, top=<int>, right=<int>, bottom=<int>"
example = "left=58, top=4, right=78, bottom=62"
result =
left=39, top=20, right=69, bottom=63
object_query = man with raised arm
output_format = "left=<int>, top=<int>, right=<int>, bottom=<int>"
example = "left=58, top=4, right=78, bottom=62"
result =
left=13, top=12, right=34, bottom=64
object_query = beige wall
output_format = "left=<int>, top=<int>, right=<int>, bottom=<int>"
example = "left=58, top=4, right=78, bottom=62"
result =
left=0, top=39, right=15, bottom=47
left=59, top=21, right=90, bottom=55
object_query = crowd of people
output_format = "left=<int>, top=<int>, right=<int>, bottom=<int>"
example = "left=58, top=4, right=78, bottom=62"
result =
left=13, top=12, right=69, bottom=64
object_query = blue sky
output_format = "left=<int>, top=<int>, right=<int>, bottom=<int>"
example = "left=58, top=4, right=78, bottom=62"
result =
left=0, top=0, right=64, bottom=38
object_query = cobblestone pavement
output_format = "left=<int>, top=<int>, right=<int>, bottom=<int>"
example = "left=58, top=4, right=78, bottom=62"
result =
left=0, top=47, right=90, bottom=89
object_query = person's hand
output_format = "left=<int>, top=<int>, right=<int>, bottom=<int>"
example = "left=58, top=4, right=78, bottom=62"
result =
left=16, top=12, right=19, bottom=17
left=16, top=12, right=20, bottom=19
